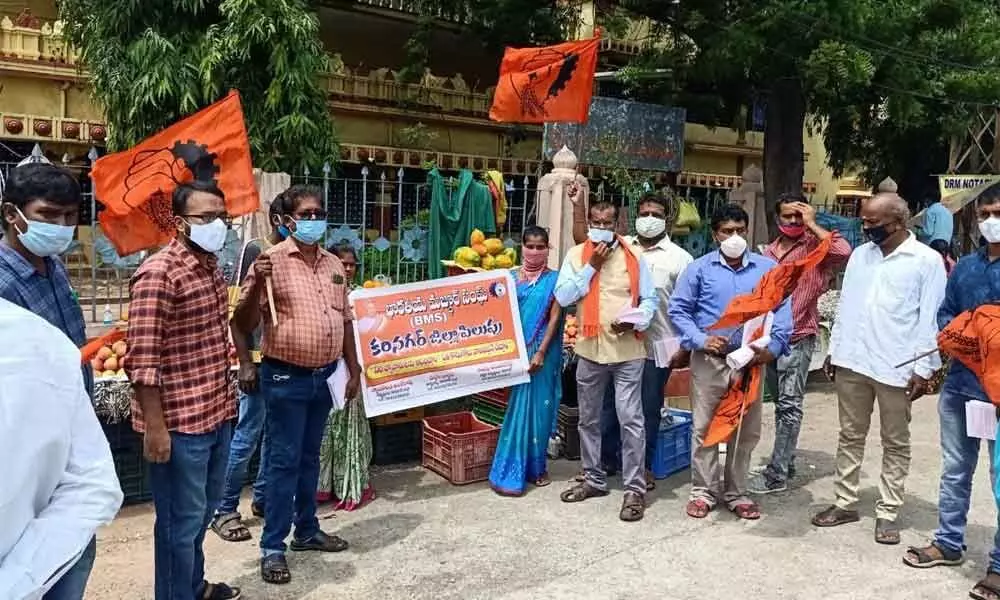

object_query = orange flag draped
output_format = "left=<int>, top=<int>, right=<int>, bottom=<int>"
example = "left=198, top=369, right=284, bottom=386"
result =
left=702, top=236, right=834, bottom=447
left=92, top=90, right=258, bottom=255
left=937, top=303, right=1000, bottom=404
left=489, top=37, right=600, bottom=124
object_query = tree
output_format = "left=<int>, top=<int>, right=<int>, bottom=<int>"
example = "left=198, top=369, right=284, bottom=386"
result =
left=58, top=0, right=338, bottom=173
left=615, top=0, right=1000, bottom=220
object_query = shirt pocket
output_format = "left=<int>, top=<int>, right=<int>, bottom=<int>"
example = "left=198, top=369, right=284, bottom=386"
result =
left=873, top=268, right=918, bottom=316
left=329, top=281, right=346, bottom=311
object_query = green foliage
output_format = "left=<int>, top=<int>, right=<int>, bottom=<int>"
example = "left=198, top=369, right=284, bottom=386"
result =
left=58, top=0, right=338, bottom=173
left=612, top=0, right=1000, bottom=196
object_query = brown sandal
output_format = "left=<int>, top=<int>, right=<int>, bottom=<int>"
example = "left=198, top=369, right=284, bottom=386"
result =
left=210, top=513, right=251, bottom=543
left=971, top=571, right=1000, bottom=600
left=560, top=483, right=609, bottom=503
left=731, top=502, right=761, bottom=520
left=811, top=505, right=860, bottom=527
left=686, top=499, right=712, bottom=519
left=533, top=473, right=551, bottom=487
left=619, top=492, right=645, bottom=522
left=875, top=518, right=900, bottom=545
left=903, top=542, right=964, bottom=568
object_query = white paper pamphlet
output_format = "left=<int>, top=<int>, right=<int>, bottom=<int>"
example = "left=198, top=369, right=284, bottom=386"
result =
left=327, top=358, right=348, bottom=412
left=652, top=336, right=681, bottom=368
left=615, top=306, right=648, bottom=326
left=726, top=335, right=773, bottom=370
left=965, top=400, right=997, bottom=441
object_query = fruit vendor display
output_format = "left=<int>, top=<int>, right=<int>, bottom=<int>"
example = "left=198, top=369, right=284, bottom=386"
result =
left=447, top=229, right=518, bottom=272
left=90, top=340, right=128, bottom=379
left=563, top=314, right=578, bottom=348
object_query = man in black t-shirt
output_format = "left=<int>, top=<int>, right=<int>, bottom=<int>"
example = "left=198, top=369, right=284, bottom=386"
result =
left=211, top=196, right=287, bottom=542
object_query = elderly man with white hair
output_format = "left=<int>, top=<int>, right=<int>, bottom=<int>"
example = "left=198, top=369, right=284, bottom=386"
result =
left=812, top=192, right=947, bottom=545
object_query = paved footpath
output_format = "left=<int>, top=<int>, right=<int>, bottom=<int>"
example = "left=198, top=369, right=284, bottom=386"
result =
left=86, top=386, right=999, bottom=599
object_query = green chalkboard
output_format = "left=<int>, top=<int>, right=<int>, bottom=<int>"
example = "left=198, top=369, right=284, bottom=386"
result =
left=543, top=97, right=685, bottom=172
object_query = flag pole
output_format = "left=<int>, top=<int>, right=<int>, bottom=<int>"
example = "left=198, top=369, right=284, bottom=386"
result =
left=892, top=348, right=939, bottom=369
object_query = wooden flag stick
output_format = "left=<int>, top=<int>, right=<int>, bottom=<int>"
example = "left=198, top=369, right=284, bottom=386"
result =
left=265, top=276, right=278, bottom=326
left=892, top=348, right=939, bottom=369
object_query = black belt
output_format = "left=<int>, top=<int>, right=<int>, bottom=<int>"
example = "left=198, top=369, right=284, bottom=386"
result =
left=262, top=356, right=336, bottom=376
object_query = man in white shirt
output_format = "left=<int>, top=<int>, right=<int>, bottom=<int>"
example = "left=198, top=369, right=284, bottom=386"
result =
left=597, top=194, right=693, bottom=490
left=0, top=298, right=123, bottom=600
left=813, top=192, right=946, bottom=545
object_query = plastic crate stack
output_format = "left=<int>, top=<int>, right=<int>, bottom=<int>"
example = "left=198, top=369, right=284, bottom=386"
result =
left=371, top=408, right=426, bottom=465
left=471, top=388, right=510, bottom=426
left=101, top=420, right=152, bottom=505
left=421, top=412, right=500, bottom=485
left=650, top=408, right=693, bottom=479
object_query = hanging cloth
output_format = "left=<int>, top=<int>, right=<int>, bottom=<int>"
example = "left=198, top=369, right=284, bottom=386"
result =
left=427, top=168, right=497, bottom=279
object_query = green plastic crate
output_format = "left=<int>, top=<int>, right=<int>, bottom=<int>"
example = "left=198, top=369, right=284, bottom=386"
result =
left=472, top=400, right=505, bottom=426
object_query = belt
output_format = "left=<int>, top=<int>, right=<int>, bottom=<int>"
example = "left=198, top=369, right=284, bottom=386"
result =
left=262, top=356, right=336, bottom=376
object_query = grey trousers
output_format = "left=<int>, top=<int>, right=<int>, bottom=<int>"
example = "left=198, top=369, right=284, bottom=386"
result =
left=576, top=357, right=646, bottom=495
left=690, top=351, right=762, bottom=508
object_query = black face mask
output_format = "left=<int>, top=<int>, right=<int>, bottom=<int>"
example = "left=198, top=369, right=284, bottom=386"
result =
left=863, top=224, right=891, bottom=245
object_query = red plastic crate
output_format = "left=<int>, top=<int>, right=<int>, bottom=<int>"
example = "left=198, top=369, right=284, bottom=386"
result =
left=477, top=387, right=510, bottom=405
left=422, top=412, right=500, bottom=485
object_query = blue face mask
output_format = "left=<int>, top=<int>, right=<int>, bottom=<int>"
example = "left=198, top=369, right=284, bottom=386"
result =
left=291, top=219, right=326, bottom=245
left=277, top=224, right=290, bottom=239
left=13, top=206, right=75, bottom=257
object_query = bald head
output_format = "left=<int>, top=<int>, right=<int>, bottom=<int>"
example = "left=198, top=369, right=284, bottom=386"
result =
left=864, top=192, right=911, bottom=225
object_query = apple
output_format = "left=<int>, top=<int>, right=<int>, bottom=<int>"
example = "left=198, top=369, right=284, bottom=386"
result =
left=111, top=340, right=127, bottom=356
left=103, top=356, right=119, bottom=372
left=90, top=357, right=104, bottom=371
left=96, top=346, right=113, bottom=360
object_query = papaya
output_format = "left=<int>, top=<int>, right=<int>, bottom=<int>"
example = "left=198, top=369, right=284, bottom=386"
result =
left=472, top=243, right=489, bottom=257
left=494, top=255, right=514, bottom=269
left=454, top=246, right=481, bottom=267
left=481, top=255, right=496, bottom=270
left=470, top=229, right=486, bottom=246
left=483, top=238, right=504, bottom=256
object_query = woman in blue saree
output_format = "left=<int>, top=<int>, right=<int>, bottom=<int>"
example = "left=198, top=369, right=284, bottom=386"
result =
left=489, top=226, right=564, bottom=495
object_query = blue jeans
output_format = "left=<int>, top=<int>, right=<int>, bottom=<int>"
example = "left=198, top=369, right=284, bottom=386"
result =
left=149, top=422, right=233, bottom=600
left=601, top=360, right=670, bottom=470
left=217, top=390, right=268, bottom=515
left=259, top=361, right=335, bottom=557
left=43, top=536, right=96, bottom=600
left=934, top=388, right=1000, bottom=571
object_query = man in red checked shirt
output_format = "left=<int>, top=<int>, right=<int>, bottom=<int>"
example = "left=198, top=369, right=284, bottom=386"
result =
left=748, top=193, right=852, bottom=495
left=125, top=181, right=241, bottom=600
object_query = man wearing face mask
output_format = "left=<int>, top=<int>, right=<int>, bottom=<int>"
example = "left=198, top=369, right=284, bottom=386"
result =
left=749, top=194, right=851, bottom=495
left=668, top=204, right=792, bottom=521
left=596, top=194, right=693, bottom=491
left=232, top=184, right=360, bottom=585
left=125, top=181, right=241, bottom=599
left=0, top=164, right=111, bottom=600
left=814, top=192, right=946, bottom=546
left=210, top=194, right=288, bottom=543
left=901, top=181, right=1000, bottom=599
left=555, top=201, right=659, bottom=522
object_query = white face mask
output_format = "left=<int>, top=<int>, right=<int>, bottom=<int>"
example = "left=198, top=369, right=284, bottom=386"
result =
left=635, top=216, right=666, bottom=239
left=719, top=233, right=748, bottom=259
left=186, top=218, right=228, bottom=253
left=588, top=228, right=615, bottom=244
left=980, top=216, right=1000, bottom=243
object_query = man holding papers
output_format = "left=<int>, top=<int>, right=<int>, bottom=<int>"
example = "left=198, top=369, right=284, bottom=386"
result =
left=555, top=201, right=659, bottom=522
left=232, top=185, right=360, bottom=585
left=902, top=186, right=1000, bottom=600
left=668, top=204, right=792, bottom=521
left=599, top=194, right=693, bottom=491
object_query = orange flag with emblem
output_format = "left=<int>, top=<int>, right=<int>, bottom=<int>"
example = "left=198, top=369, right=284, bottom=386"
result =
left=937, top=303, right=1000, bottom=405
left=702, top=236, right=833, bottom=447
left=489, top=37, right=600, bottom=124
left=92, top=90, right=258, bottom=255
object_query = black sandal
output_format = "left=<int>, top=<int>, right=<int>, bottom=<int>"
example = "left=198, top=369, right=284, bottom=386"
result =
left=210, top=513, right=251, bottom=543
left=971, top=571, right=1000, bottom=600
left=251, top=501, right=265, bottom=519
left=201, top=582, right=241, bottom=599
left=260, top=554, right=291, bottom=585
left=289, top=530, right=349, bottom=553
left=903, top=542, right=964, bottom=568
left=559, top=482, right=609, bottom=503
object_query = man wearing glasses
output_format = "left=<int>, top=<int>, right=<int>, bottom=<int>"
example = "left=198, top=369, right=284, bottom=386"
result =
left=125, top=181, right=241, bottom=600
left=232, top=184, right=360, bottom=585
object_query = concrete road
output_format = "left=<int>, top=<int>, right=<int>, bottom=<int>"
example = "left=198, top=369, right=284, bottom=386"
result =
left=86, top=386, right=999, bottom=599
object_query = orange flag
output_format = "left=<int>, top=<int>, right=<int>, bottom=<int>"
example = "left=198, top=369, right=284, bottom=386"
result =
left=702, top=236, right=833, bottom=447
left=937, top=303, right=1000, bottom=404
left=92, top=90, right=258, bottom=255
left=489, top=37, right=600, bottom=124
